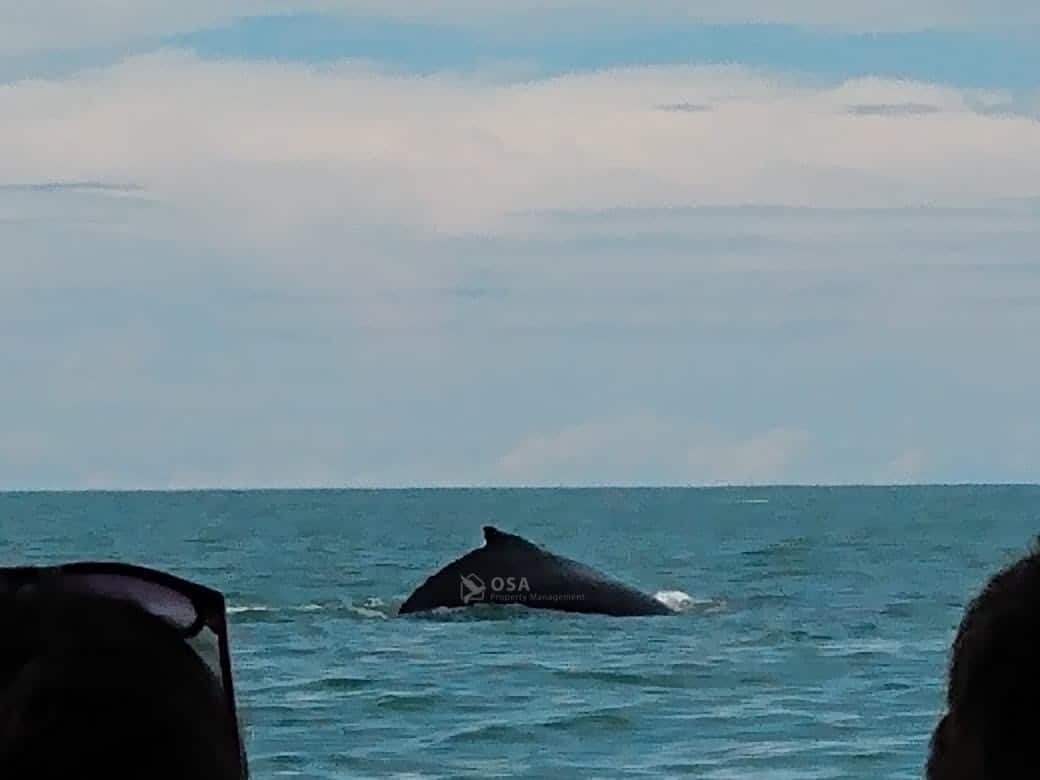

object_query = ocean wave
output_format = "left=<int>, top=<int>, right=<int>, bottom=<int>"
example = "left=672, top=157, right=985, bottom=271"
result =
left=375, top=691, right=447, bottom=712
left=440, top=707, right=636, bottom=745
left=550, top=667, right=704, bottom=689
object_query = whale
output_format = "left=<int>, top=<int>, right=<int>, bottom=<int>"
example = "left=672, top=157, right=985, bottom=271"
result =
left=399, top=526, right=674, bottom=617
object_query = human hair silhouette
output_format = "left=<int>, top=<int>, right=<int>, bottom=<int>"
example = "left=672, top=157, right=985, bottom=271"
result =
left=0, top=589, right=245, bottom=779
left=928, top=537, right=1040, bottom=778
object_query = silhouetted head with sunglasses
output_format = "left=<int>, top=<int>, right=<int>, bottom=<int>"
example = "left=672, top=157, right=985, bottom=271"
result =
left=0, top=572, right=246, bottom=779
left=928, top=538, right=1040, bottom=779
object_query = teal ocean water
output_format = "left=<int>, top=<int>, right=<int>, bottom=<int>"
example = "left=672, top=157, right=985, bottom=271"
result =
left=3, top=486, right=1039, bottom=778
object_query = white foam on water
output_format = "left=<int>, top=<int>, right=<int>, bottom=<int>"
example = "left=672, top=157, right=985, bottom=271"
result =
left=348, top=604, right=389, bottom=619
left=653, top=590, right=698, bottom=612
left=653, top=590, right=726, bottom=613
left=227, top=603, right=325, bottom=615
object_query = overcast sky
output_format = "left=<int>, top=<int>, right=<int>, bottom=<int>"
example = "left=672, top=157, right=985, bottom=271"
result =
left=2, top=3, right=1039, bottom=488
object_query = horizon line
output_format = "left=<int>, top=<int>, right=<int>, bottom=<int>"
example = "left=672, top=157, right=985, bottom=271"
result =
left=2, top=482, right=1039, bottom=495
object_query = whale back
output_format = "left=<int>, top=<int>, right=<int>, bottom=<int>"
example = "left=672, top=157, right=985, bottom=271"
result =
left=398, top=526, right=672, bottom=616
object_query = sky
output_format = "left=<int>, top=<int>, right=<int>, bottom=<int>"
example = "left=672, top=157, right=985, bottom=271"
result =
left=1, top=3, right=1039, bottom=488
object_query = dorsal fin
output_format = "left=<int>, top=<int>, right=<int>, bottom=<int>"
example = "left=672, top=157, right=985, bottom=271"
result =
left=483, top=525, right=524, bottom=545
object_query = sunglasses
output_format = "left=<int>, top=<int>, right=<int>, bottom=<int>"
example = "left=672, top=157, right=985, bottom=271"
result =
left=0, top=562, right=244, bottom=766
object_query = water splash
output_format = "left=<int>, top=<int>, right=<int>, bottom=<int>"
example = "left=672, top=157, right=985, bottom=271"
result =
left=653, top=590, right=721, bottom=613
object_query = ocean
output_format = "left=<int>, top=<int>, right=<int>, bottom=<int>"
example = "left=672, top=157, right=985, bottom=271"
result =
left=3, top=485, right=1038, bottom=778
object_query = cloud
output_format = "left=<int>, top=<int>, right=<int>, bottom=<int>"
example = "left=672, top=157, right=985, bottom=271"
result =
left=2, top=54, right=1040, bottom=488
left=496, top=416, right=674, bottom=484
left=0, top=2, right=288, bottom=56
left=4, top=2, right=1040, bottom=56
left=3, top=57, right=1039, bottom=346
left=0, top=181, right=142, bottom=193
left=656, top=102, right=714, bottom=113
left=2, top=55, right=1038, bottom=246
left=496, top=417, right=812, bottom=485
left=879, top=449, right=929, bottom=483
left=332, top=0, right=1040, bottom=31
left=686, top=428, right=812, bottom=485
left=845, top=102, right=942, bottom=116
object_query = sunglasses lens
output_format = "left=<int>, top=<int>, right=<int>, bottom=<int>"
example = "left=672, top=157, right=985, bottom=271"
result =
left=60, top=573, right=230, bottom=692
left=61, top=573, right=200, bottom=631
left=185, top=625, right=226, bottom=685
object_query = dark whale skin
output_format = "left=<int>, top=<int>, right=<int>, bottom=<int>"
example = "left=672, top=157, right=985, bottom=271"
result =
left=399, top=526, right=673, bottom=617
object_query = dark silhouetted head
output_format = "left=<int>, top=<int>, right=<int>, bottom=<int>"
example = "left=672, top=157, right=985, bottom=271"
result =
left=0, top=589, right=245, bottom=779
left=928, top=538, right=1040, bottom=778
